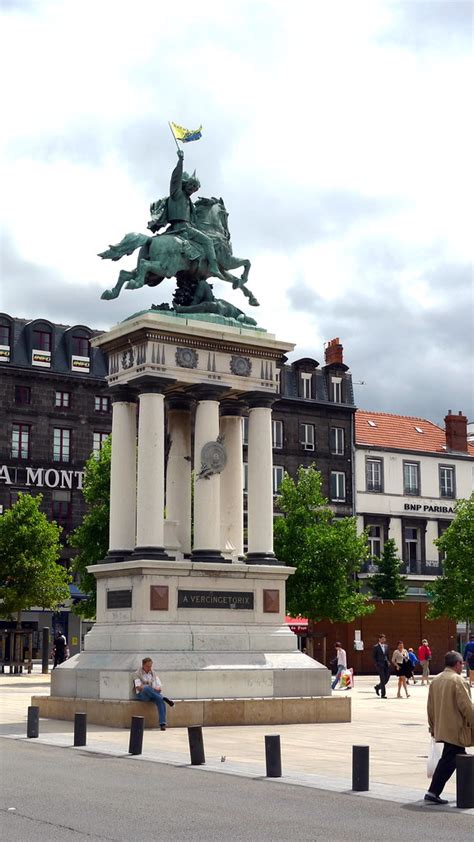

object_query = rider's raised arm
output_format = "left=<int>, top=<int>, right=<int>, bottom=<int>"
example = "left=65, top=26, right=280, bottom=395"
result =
left=170, top=150, right=184, bottom=198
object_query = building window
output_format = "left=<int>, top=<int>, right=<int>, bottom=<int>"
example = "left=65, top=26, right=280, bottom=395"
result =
left=53, top=428, right=71, bottom=463
left=330, top=471, right=346, bottom=501
left=242, top=417, right=249, bottom=446
left=273, top=465, right=284, bottom=494
left=300, top=423, right=315, bottom=451
left=439, top=465, right=455, bottom=499
left=330, top=427, right=344, bottom=455
left=72, top=334, right=90, bottom=357
left=403, top=461, right=420, bottom=495
left=95, top=395, right=110, bottom=413
left=331, top=377, right=342, bottom=403
left=93, top=431, right=109, bottom=456
left=14, top=385, right=31, bottom=405
left=404, top=526, right=420, bottom=568
left=52, top=490, right=72, bottom=530
left=243, top=462, right=248, bottom=494
left=301, top=372, right=312, bottom=399
left=367, top=525, right=382, bottom=558
left=33, top=328, right=52, bottom=352
left=0, top=318, right=11, bottom=347
left=272, top=419, right=283, bottom=449
left=55, top=390, right=71, bottom=408
left=11, top=423, right=30, bottom=459
left=366, top=458, right=383, bottom=492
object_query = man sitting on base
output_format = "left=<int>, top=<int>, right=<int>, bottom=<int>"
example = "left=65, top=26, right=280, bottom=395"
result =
left=133, top=657, right=174, bottom=730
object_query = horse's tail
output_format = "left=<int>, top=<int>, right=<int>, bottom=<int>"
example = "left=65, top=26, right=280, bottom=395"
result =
left=98, top=232, right=150, bottom=262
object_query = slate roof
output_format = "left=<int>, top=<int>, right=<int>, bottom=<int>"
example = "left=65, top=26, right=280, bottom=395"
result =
left=355, top=410, right=474, bottom=456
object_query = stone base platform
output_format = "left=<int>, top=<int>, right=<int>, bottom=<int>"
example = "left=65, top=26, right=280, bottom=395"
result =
left=32, top=694, right=351, bottom=728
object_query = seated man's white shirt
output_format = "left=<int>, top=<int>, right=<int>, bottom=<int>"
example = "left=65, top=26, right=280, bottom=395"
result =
left=134, top=669, right=161, bottom=694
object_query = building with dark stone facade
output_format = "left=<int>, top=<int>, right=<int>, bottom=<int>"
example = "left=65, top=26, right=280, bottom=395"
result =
left=0, top=313, right=111, bottom=651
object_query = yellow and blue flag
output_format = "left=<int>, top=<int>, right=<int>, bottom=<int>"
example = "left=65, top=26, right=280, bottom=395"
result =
left=170, top=121, right=202, bottom=143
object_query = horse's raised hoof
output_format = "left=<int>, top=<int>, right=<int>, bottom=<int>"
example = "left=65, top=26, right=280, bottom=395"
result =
left=101, top=290, right=117, bottom=300
left=248, top=296, right=259, bottom=306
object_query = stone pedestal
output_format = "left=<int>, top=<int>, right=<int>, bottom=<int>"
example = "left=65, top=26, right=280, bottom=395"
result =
left=48, top=312, right=335, bottom=724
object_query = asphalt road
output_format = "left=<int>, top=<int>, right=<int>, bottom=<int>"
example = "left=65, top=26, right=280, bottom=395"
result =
left=0, top=740, right=472, bottom=842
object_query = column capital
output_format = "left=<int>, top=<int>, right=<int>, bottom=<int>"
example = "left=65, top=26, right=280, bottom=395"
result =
left=246, top=392, right=277, bottom=410
left=220, top=400, right=246, bottom=418
left=191, top=384, right=230, bottom=402
left=166, top=394, right=195, bottom=412
left=110, top=385, right=137, bottom=403
left=133, top=375, right=176, bottom=395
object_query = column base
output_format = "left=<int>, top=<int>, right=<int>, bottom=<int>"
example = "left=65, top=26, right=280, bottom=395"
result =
left=98, top=549, right=134, bottom=564
left=246, top=552, right=280, bottom=566
left=191, top=549, right=229, bottom=564
left=131, top=546, right=171, bottom=560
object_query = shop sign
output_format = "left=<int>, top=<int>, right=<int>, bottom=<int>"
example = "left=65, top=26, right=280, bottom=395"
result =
left=71, top=355, right=90, bottom=373
left=32, top=349, right=51, bottom=368
left=0, top=345, right=10, bottom=363
left=0, top=465, right=84, bottom=490
left=404, top=502, right=454, bottom=514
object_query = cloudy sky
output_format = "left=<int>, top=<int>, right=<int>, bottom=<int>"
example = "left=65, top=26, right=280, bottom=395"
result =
left=1, top=0, right=472, bottom=425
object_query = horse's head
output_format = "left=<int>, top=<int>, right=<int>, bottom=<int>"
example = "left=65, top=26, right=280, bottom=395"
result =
left=194, top=196, right=230, bottom=240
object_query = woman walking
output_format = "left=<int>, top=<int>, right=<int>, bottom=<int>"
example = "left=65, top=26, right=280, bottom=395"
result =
left=418, top=638, right=432, bottom=685
left=392, top=640, right=411, bottom=698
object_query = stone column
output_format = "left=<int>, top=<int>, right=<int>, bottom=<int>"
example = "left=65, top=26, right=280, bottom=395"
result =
left=166, top=397, right=193, bottom=556
left=134, top=383, right=169, bottom=559
left=220, top=402, right=245, bottom=559
left=106, top=387, right=137, bottom=562
left=192, top=389, right=226, bottom=563
left=246, top=395, right=278, bottom=564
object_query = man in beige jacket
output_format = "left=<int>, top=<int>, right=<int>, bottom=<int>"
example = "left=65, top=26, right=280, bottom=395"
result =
left=425, top=650, right=474, bottom=804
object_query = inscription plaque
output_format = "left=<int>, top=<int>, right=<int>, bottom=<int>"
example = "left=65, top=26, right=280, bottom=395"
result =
left=178, top=590, right=254, bottom=609
left=107, top=589, right=132, bottom=609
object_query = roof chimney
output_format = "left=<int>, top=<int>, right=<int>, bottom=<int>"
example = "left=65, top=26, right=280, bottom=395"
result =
left=444, top=410, right=468, bottom=452
left=324, top=337, right=343, bottom=366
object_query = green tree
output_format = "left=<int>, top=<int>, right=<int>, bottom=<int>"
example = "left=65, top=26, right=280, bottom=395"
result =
left=274, top=465, right=373, bottom=622
left=0, top=493, right=70, bottom=626
left=367, top=538, right=408, bottom=599
left=69, top=438, right=111, bottom=619
left=426, top=494, right=474, bottom=625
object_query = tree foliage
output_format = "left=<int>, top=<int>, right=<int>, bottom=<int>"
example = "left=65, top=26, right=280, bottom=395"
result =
left=426, top=494, right=474, bottom=623
left=274, top=465, right=373, bottom=622
left=0, top=493, right=70, bottom=625
left=69, top=438, right=111, bottom=618
left=368, top=538, right=408, bottom=599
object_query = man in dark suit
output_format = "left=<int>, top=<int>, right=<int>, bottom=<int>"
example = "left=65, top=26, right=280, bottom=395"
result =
left=373, top=633, right=390, bottom=698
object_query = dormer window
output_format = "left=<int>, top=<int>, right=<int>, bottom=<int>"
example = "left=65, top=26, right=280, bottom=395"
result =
left=301, top=372, right=312, bottom=399
left=331, top=376, right=342, bottom=402
left=31, top=323, right=52, bottom=367
left=0, top=317, right=11, bottom=363
left=71, top=331, right=91, bottom=372
left=33, top=328, right=52, bottom=351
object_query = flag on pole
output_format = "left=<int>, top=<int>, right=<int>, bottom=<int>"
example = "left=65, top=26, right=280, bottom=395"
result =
left=170, top=121, right=202, bottom=143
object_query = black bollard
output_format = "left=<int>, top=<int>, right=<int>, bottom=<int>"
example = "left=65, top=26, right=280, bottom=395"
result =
left=187, top=726, right=205, bottom=765
left=41, top=627, right=50, bottom=674
left=74, top=712, right=87, bottom=747
left=27, top=705, right=39, bottom=738
left=352, top=745, right=370, bottom=791
left=456, top=754, right=474, bottom=809
left=265, top=735, right=282, bottom=778
left=128, top=716, right=144, bottom=755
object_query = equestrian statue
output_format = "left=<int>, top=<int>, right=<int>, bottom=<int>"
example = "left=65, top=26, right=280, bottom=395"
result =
left=99, top=146, right=258, bottom=318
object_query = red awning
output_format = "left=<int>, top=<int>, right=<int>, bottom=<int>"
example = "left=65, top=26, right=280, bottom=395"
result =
left=285, top=615, right=308, bottom=631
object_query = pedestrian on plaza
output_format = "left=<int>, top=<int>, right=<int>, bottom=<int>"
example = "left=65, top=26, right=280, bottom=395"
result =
left=133, top=657, right=175, bottom=730
left=424, top=650, right=474, bottom=804
left=391, top=641, right=411, bottom=698
left=373, top=633, right=390, bottom=699
left=51, top=630, right=68, bottom=669
left=331, top=642, right=347, bottom=690
left=407, top=648, right=419, bottom=683
left=418, top=638, right=432, bottom=685
left=463, top=633, right=474, bottom=687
